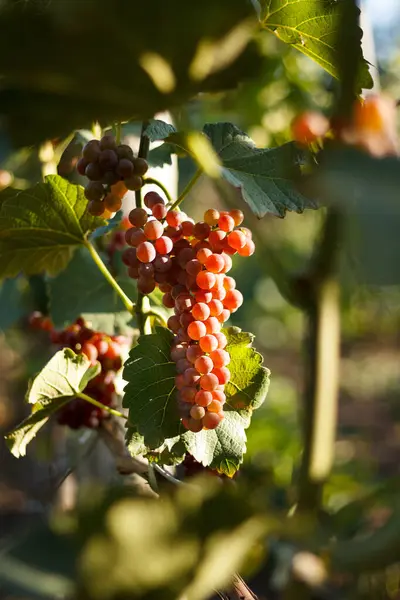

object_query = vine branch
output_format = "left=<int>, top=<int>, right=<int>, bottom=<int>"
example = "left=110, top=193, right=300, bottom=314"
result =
left=168, top=168, right=202, bottom=211
left=143, top=177, right=173, bottom=204
left=77, top=391, right=127, bottom=420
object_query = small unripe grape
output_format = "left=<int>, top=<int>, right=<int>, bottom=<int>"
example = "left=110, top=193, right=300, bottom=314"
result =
left=204, top=253, right=225, bottom=274
left=171, top=344, right=187, bottom=362
left=144, top=219, right=163, bottom=240
left=176, top=358, right=191, bottom=374
left=229, top=209, right=244, bottom=226
left=209, top=349, right=230, bottom=368
left=209, top=230, right=226, bottom=251
left=144, top=191, right=163, bottom=209
left=125, top=175, right=143, bottom=191
left=154, top=236, right=173, bottom=254
left=204, top=208, right=220, bottom=226
left=181, top=387, right=197, bottom=403
left=104, top=194, right=122, bottom=212
left=208, top=299, right=223, bottom=317
left=133, top=157, right=149, bottom=176
left=224, top=289, right=243, bottom=311
left=85, top=181, right=104, bottom=202
left=213, top=366, right=230, bottom=385
left=192, top=302, right=210, bottom=321
left=194, top=290, right=213, bottom=304
left=190, top=405, right=206, bottom=420
left=195, top=355, right=214, bottom=374
left=116, top=158, right=134, bottom=178
left=237, top=239, right=255, bottom=257
left=183, top=367, right=201, bottom=386
left=136, top=241, right=156, bottom=263
left=204, top=316, right=221, bottom=335
left=181, top=220, right=195, bottom=236
left=85, top=161, right=103, bottom=181
left=197, top=247, right=213, bottom=265
left=138, top=277, right=155, bottom=295
left=214, top=332, right=227, bottom=349
left=100, top=135, right=117, bottom=151
left=166, top=210, right=182, bottom=227
left=212, top=390, right=226, bottom=404
left=223, top=276, right=236, bottom=291
left=218, top=214, right=235, bottom=232
left=196, top=271, right=216, bottom=290
left=195, top=390, right=213, bottom=407
left=203, top=411, right=223, bottom=429
left=152, top=203, right=167, bottom=220
left=167, top=315, right=180, bottom=331
left=161, top=293, right=174, bottom=310
left=188, top=320, right=207, bottom=340
left=200, top=373, right=219, bottom=391
left=199, top=334, right=218, bottom=353
left=186, top=344, right=203, bottom=364
left=88, top=199, right=105, bottom=216
left=218, top=309, right=231, bottom=323
left=83, top=139, right=101, bottom=162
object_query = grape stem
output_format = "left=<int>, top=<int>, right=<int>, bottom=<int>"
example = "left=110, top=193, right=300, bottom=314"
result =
left=84, top=240, right=135, bottom=314
left=168, top=168, right=202, bottom=211
left=135, top=120, right=152, bottom=336
left=114, top=122, right=122, bottom=145
left=142, top=177, right=173, bottom=204
left=77, top=391, right=127, bottom=420
left=146, top=306, right=168, bottom=327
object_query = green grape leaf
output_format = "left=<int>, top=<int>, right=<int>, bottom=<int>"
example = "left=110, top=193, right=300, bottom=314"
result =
left=0, top=176, right=104, bottom=280
left=0, top=0, right=260, bottom=147
left=204, top=122, right=316, bottom=217
left=123, top=326, right=270, bottom=476
left=259, top=0, right=372, bottom=88
left=48, top=247, right=136, bottom=335
left=145, top=120, right=177, bottom=142
left=148, top=143, right=176, bottom=168
left=5, top=348, right=100, bottom=457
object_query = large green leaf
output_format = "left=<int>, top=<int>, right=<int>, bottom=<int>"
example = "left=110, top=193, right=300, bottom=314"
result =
left=0, top=175, right=104, bottom=280
left=0, top=0, right=260, bottom=146
left=304, top=147, right=400, bottom=286
left=48, top=247, right=136, bottom=335
left=259, top=0, right=372, bottom=88
left=204, top=122, right=315, bottom=217
left=5, top=348, right=100, bottom=457
left=123, top=326, right=270, bottom=476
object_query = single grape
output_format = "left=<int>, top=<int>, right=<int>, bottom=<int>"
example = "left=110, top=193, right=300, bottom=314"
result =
left=85, top=161, right=103, bottom=181
left=104, top=194, right=122, bottom=213
left=159, top=282, right=172, bottom=293
left=186, top=344, right=203, bottom=364
left=192, top=302, right=210, bottom=321
left=175, top=374, right=185, bottom=390
left=116, top=144, right=134, bottom=160
left=187, top=320, right=207, bottom=340
left=138, top=262, right=154, bottom=278
left=122, top=248, right=138, bottom=266
left=203, top=411, right=223, bottom=429
left=177, top=328, right=191, bottom=343
left=209, top=349, right=230, bottom=368
left=166, top=210, right=182, bottom=228
left=85, top=181, right=104, bottom=202
left=190, top=405, right=206, bottom=420
left=136, top=241, right=156, bottom=263
left=83, top=140, right=101, bottom=162
left=176, top=358, right=191, bottom=374
left=214, top=332, right=227, bottom=349
left=133, top=157, right=149, bottom=176
left=227, top=229, right=246, bottom=250
left=138, top=277, right=156, bottom=295
left=175, top=294, right=194, bottom=313
left=100, top=135, right=117, bottom=151
left=200, top=373, right=219, bottom=391
left=177, top=247, right=195, bottom=268
left=180, top=312, right=194, bottom=329
left=197, top=247, right=213, bottom=265
left=177, top=401, right=192, bottom=418
left=204, top=316, right=221, bottom=335
left=167, top=315, right=180, bottom=332
left=154, top=236, right=173, bottom=254
left=81, top=342, right=98, bottom=362
left=181, top=387, right=197, bottom=403
left=144, top=191, right=164, bottom=209
left=223, top=276, right=236, bottom=291
left=223, top=289, right=243, bottom=311
left=218, top=214, right=235, bottom=232
left=88, top=200, right=105, bottom=216
left=209, top=230, right=226, bottom=251
left=204, top=208, right=220, bottom=226
left=125, top=227, right=146, bottom=247
left=212, top=390, right=226, bottom=404
left=207, top=399, right=223, bottom=413
left=125, top=175, right=143, bottom=191
left=77, top=157, right=89, bottom=176
left=193, top=221, right=211, bottom=240
left=181, top=220, right=195, bottom=236
left=128, top=266, right=139, bottom=279
left=208, top=299, right=223, bottom=317
left=196, top=271, right=216, bottom=290
left=144, top=219, right=164, bottom=240
left=186, top=259, right=202, bottom=277
left=291, top=111, right=329, bottom=145
left=99, top=149, right=118, bottom=171
left=116, top=158, right=134, bottom=178
left=171, top=284, right=186, bottom=299
left=183, top=367, right=201, bottom=386
left=237, top=239, right=255, bottom=257
left=194, top=290, right=213, bottom=304
left=204, top=253, right=225, bottom=274
left=154, top=255, right=172, bottom=273
left=185, top=418, right=203, bottom=432
left=218, top=309, right=231, bottom=323
left=195, top=355, right=214, bottom=374
left=212, top=286, right=226, bottom=301
left=229, top=209, right=244, bottom=226
left=171, top=344, right=187, bottom=362
left=199, top=334, right=218, bottom=353
left=195, top=390, right=213, bottom=407
left=164, top=225, right=182, bottom=240
left=129, top=208, right=148, bottom=227
left=212, top=366, right=230, bottom=385
left=152, top=203, right=167, bottom=220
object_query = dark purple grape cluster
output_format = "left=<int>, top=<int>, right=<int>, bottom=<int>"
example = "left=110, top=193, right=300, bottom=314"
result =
left=77, top=134, right=149, bottom=218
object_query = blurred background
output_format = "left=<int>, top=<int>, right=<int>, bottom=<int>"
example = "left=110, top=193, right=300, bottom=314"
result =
left=0, top=1, right=399, bottom=587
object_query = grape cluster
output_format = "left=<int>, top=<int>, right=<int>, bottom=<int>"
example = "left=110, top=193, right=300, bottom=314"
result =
left=77, top=135, right=149, bottom=218
left=121, top=192, right=255, bottom=433
left=29, top=314, right=129, bottom=429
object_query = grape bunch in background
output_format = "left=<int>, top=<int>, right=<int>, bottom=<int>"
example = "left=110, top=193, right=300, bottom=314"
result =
left=78, top=134, right=148, bottom=218
left=29, top=314, right=129, bottom=429
left=122, top=191, right=255, bottom=433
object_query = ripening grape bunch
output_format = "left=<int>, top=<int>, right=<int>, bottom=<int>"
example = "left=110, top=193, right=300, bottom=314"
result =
left=29, top=314, right=129, bottom=429
left=77, top=134, right=148, bottom=218
left=121, top=191, right=255, bottom=433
